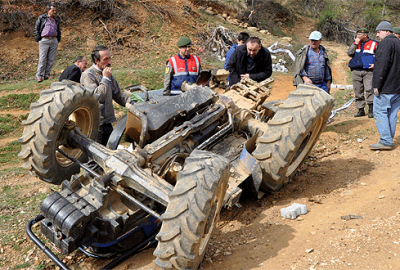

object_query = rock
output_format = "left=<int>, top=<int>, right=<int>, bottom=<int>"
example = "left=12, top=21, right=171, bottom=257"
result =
left=279, top=37, right=292, bottom=45
left=204, top=9, right=215, bottom=15
left=306, top=248, right=314, bottom=253
left=224, top=251, right=232, bottom=255
left=379, top=195, right=385, bottom=199
left=222, top=13, right=228, bottom=18
left=39, top=186, right=52, bottom=194
left=259, top=30, right=269, bottom=34
left=247, top=27, right=258, bottom=32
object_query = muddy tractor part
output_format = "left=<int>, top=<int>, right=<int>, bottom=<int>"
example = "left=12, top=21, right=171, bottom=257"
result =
left=20, top=79, right=334, bottom=270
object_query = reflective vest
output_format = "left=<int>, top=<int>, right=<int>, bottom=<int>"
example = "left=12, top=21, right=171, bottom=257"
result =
left=348, top=39, right=378, bottom=70
left=168, top=54, right=200, bottom=95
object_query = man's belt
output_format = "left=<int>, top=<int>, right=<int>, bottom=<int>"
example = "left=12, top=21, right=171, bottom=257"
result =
left=43, top=36, right=56, bottom=39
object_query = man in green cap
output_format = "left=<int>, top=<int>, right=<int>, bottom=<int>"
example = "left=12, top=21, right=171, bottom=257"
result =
left=347, top=28, right=378, bottom=118
left=393, top=27, right=400, bottom=39
left=163, top=36, right=201, bottom=96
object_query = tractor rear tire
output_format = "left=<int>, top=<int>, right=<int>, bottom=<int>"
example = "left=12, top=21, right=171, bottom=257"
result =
left=18, top=81, right=100, bottom=185
left=252, top=84, right=334, bottom=192
left=154, top=150, right=230, bottom=269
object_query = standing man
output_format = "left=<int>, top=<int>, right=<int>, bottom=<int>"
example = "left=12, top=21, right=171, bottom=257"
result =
left=347, top=28, right=378, bottom=118
left=370, top=21, right=400, bottom=150
left=80, top=45, right=130, bottom=146
left=34, top=3, right=61, bottom=83
left=226, top=37, right=272, bottom=86
left=293, top=31, right=332, bottom=93
left=163, top=37, right=201, bottom=96
left=393, top=27, right=400, bottom=39
left=224, top=32, right=250, bottom=69
left=59, top=56, right=88, bottom=83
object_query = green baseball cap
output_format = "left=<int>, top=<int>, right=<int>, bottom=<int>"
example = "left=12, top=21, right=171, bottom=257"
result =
left=394, top=27, right=400, bottom=34
left=177, top=37, right=192, bottom=47
left=356, top=28, right=369, bottom=34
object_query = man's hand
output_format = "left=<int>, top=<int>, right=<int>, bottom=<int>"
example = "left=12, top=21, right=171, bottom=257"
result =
left=369, top=64, right=374, bottom=69
left=326, top=80, right=331, bottom=91
left=240, top=73, right=250, bottom=79
left=302, top=76, right=312, bottom=84
left=354, top=37, right=361, bottom=45
left=374, top=88, right=379, bottom=96
left=103, top=67, right=112, bottom=79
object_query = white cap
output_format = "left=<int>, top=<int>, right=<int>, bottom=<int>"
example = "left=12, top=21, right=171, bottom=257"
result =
left=309, top=31, right=322, bottom=40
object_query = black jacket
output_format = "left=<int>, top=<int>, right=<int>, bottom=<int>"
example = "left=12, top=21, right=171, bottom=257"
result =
left=59, top=64, right=81, bottom=83
left=372, top=34, right=400, bottom=94
left=226, top=45, right=272, bottom=85
left=34, top=14, right=61, bottom=42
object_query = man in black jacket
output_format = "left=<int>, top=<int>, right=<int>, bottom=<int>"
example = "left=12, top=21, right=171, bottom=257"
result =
left=59, top=56, right=88, bottom=83
left=34, top=3, right=61, bottom=83
left=226, top=37, right=272, bottom=86
left=370, top=21, right=400, bottom=150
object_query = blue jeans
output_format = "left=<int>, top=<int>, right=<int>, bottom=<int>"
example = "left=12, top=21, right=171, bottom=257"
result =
left=313, top=81, right=329, bottom=93
left=373, top=93, right=400, bottom=146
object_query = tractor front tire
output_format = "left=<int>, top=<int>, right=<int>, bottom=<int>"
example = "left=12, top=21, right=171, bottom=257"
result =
left=18, top=81, right=100, bottom=185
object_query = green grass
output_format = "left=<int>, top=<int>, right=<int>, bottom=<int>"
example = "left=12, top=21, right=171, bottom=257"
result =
left=0, top=114, right=27, bottom=137
left=13, top=262, right=31, bottom=269
left=0, top=141, right=21, bottom=165
left=0, top=93, right=39, bottom=110
left=332, top=84, right=354, bottom=108
left=0, top=79, right=51, bottom=92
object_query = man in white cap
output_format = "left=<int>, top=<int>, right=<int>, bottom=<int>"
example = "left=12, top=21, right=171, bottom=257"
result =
left=293, top=31, right=332, bottom=93
left=370, top=21, right=400, bottom=150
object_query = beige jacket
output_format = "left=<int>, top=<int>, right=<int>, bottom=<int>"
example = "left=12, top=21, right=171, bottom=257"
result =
left=80, top=65, right=130, bottom=124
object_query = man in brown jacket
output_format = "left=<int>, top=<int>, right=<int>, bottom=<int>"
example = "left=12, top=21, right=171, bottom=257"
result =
left=80, top=45, right=130, bottom=145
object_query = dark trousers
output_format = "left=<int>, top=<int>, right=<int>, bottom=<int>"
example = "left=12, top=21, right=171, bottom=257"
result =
left=98, top=123, right=113, bottom=146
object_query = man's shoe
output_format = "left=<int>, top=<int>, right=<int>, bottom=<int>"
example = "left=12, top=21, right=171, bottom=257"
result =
left=368, top=105, right=374, bottom=118
left=369, top=142, right=392, bottom=150
left=37, top=78, right=42, bottom=83
left=44, top=76, right=53, bottom=80
left=354, top=108, right=365, bottom=117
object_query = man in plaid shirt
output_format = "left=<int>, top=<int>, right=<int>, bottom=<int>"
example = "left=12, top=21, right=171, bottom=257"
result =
left=293, top=31, right=332, bottom=93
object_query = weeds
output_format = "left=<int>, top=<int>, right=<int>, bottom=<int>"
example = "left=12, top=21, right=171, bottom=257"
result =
left=0, top=93, right=39, bottom=110
left=0, top=141, right=21, bottom=165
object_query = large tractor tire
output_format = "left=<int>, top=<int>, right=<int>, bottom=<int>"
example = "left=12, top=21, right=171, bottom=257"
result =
left=252, top=84, right=334, bottom=192
left=18, top=81, right=100, bottom=185
left=154, top=150, right=230, bottom=269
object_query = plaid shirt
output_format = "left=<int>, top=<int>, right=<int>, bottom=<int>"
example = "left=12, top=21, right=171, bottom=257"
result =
left=300, top=46, right=331, bottom=83
left=41, top=17, right=58, bottom=37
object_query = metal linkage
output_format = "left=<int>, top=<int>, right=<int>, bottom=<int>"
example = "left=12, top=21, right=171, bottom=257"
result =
left=110, top=184, right=163, bottom=221
left=56, top=148, right=100, bottom=178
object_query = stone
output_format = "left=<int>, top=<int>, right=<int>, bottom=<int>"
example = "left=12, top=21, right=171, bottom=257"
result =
left=247, top=27, right=258, bottom=32
left=281, top=203, right=308, bottom=219
left=279, top=37, right=293, bottom=45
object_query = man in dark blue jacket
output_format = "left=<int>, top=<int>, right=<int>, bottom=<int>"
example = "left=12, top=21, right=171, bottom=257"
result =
left=59, top=56, right=88, bottom=83
left=370, top=21, right=400, bottom=150
left=224, top=32, right=250, bottom=70
left=226, top=37, right=272, bottom=86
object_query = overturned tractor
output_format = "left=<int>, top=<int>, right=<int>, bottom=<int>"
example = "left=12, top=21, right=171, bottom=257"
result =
left=19, top=78, right=334, bottom=269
